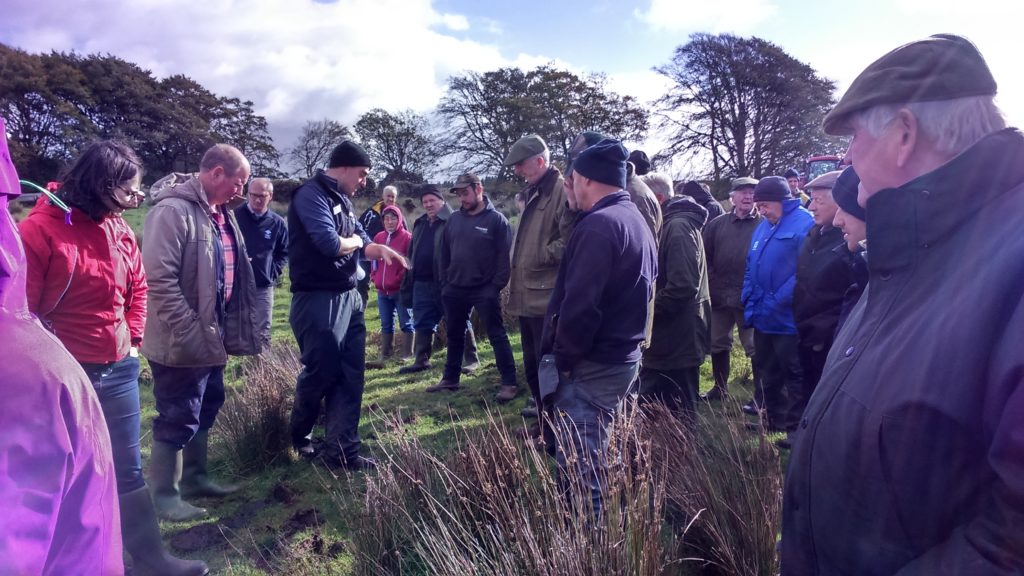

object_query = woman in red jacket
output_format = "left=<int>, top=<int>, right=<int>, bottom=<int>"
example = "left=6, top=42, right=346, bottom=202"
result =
left=368, top=204, right=413, bottom=365
left=19, top=141, right=208, bottom=576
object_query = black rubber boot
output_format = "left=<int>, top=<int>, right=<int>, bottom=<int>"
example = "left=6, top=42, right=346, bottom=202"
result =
left=399, top=331, right=433, bottom=374
left=703, top=351, right=732, bottom=400
left=366, top=333, right=394, bottom=369
left=121, top=486, right=209, bottom=575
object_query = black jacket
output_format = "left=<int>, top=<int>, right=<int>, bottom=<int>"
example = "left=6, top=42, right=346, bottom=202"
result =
left=781, top=128, right=1024, bottom=575
left=792, top=224, right=853, bottom=348
left=399, top=202, right=452, bottom=307
left=643, top=196, right=710, bottom=369
left=440, top=195, right=511, bottom=292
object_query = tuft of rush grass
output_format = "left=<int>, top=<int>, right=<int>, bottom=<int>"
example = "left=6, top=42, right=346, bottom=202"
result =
left=338, top=404, right=684, bottom=576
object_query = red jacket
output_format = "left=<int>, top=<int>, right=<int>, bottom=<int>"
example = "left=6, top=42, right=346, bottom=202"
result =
left=370, top=205, right=412, bottom=296
left=19, top=196, right=147, bottom=363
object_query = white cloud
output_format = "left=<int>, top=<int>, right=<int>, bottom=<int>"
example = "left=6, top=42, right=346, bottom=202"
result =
left=634, top=0, right=778, bottom=34
left=0, top=0, right=536, bottom=165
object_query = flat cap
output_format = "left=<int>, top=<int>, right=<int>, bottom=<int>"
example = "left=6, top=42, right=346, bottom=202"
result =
left=823, top=34, right=997, bottom=135
left=449, top=173, right=481, bottom=193
left=805, top=170, right=843, bottom=191
left=731, top=177, right=758, bottom=190
left=504, top=135, right=547, bottom=166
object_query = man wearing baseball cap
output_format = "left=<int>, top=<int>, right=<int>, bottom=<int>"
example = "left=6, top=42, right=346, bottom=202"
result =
left=782, top=35, right=1024, bottom=574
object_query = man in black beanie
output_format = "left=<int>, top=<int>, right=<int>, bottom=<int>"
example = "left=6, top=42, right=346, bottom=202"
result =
left=287, top=139, right=408, bottom=470
left=782, top=35, right=1024, bottom=574
left=543, top=138, right=657, bottom=518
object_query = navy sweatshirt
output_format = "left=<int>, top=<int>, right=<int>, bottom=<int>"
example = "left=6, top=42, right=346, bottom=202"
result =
left=234, top=205, right=288, bottom=288
left=545, top=191, right=658, bottom=372
left=440, top=195, right=512, bottom=291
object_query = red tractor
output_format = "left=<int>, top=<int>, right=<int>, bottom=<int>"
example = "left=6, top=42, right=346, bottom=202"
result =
left=802, top=155, right=846, bottom=187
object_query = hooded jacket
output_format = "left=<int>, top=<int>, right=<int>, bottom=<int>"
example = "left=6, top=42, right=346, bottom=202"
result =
left=19, top=196, right=147, bottom=363
left=781, top=128, right=1024, bottom=575
left=370, top=204, right=412, bottom=295
left=643, top=196, right=711, bottom=369
left=0, top=118, right=123, bottom=575
left=141, top=172, right=263, bottom=367
left=681, top=180, right=726, bottom=221
left=741, top=198, right=814, bottom=334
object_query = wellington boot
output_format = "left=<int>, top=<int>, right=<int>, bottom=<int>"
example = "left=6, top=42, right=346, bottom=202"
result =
left=149, top=441, right=207, bottom=522
left=120, top=486, right=209, bottom=575
left=366, top=333, right=394, bottom=369
left=180, top=429, right=239, bottom=498
left=399, top=331, right=433, bottom=374
left=398, top=332, right=414, bottom=361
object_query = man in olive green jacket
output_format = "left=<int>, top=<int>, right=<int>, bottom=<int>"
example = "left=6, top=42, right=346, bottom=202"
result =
left=141, top=144, right=263, bottom=522
left=504, top=135, right=573, bottom=424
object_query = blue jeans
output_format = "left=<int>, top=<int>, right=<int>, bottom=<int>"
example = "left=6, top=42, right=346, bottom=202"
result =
left=551, top=359, right=639, bottom=518
left=150, top=362, right=226, bottom=449
left=80, top=356, right=144, bottom=494
left=377, top=292, right=413, bottom=334
left=412, top=280, right=444, bottom=333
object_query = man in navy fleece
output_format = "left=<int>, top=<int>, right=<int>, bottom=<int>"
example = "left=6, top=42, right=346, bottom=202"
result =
left=542, top=138, right=657, bottom=517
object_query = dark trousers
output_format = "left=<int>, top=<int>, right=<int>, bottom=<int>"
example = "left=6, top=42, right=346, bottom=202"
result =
left=638, top=366, right=701, bottom=419
left=441, top=286, right=517, bottom=385
left=753, top=331, right=804, bottom=431
left=289, top=289, right=366, bottom=462
left=519, top=316, right=545, bottom=403
left=796, top=339, right=832, bottom=421
left=81, top=356, right=144, bottom=493
left=150, top=361, right=226, bottom=449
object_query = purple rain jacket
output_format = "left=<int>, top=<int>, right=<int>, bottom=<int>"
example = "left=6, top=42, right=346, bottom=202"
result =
left=0, top=116, right=123, bottom=575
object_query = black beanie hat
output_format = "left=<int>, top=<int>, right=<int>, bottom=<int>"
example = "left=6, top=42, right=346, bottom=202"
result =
left=784, top=167, right=800, bottom=179
left=573, top=138, right=628, bottom=190
left=415, top=183, right=444, bottom=201
left=832, top=166, right=865, bottom=221
left=328, top=140, right=372, bottom=168
left=753, top=176, right=790, bottom=202
left=628, top=150, right=651, bottom=176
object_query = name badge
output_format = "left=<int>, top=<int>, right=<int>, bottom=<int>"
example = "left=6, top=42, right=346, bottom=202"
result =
left=332, top=204, right=343, bottom=215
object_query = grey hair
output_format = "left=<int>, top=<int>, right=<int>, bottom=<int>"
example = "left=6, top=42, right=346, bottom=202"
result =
left=641, top=172, right=674, bottom=199
left=529, top=148, right=551, bottom=165
left=382, top=185, right=398, bottom=196
left=855, top=95, right=1006, bottom=156
left=250, top=177, right=273, bottom=192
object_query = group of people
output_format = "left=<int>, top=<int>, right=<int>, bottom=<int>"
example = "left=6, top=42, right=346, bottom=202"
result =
left=3, top=32, right=1022, bottom=575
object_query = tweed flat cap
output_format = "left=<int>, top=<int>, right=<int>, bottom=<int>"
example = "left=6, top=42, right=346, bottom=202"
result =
left=823, top=34, right=997, bottom=135
left=504, top=135, right=547, bottom=166
left=805, top=170, right=843, bottom=191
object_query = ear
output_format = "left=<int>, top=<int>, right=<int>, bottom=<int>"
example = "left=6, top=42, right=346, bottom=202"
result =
left=893, top=108, right=918, bottom=168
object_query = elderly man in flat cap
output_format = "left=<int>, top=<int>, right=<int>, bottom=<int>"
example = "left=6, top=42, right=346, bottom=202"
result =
left=781, top=35, right=1024, bottom=574
left=503, top=135, right=573, bottom=429
left=782, top=170, right=855, bottom=449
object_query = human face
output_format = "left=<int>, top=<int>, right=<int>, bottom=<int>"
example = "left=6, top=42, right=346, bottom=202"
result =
left=833, top=207, right=866, bottom=252
left=455, top=184, right=482, bottom=213
left=104, top=174, right=144, bottom=214
left=209, top=165, right=250, bottom=207
left=247, top=183, right=272, bottom=215
left=787, top=177, right=800, bottom=194
left=336, top=166, right=370, bottom=196
left=730, top=186, right=755, bottom=216
left=382, top=188, right=397, bottom=206
left=421, top=194, right=443, bottom=220
left=845, top=117, right=903, bottom=207
left=382, top=212, right=399, bottom=233
left=756, top=201, right=783, bottom=225
left=513, top=155, right=546, bottom=185
left=807, top=189, right=838, bottom=228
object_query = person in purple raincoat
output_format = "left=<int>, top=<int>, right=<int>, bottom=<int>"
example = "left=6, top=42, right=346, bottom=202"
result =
left=0, top=116, right=123, bottom=575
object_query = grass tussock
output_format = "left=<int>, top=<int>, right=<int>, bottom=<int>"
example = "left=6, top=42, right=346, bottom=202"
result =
left=214, top=343, right=301, bottom=474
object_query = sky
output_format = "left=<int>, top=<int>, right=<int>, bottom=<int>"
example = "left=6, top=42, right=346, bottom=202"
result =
left=3, top=0, right=1022, bottom=176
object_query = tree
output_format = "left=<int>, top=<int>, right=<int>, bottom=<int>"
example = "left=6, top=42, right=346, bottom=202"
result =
left=354, top=108, right=435, bottom=185
left=654, top=34, right=841, bottom=182
left=286, top=119, right=353, bottom=179
left=214, top=97, right=283, bottom=178
left=436, top=65, right=649, bottom=181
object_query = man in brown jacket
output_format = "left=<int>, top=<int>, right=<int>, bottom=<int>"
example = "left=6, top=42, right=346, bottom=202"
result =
left=142, top=144, right=263, bottom=521
left=504, top=135, right=572, bottom=425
